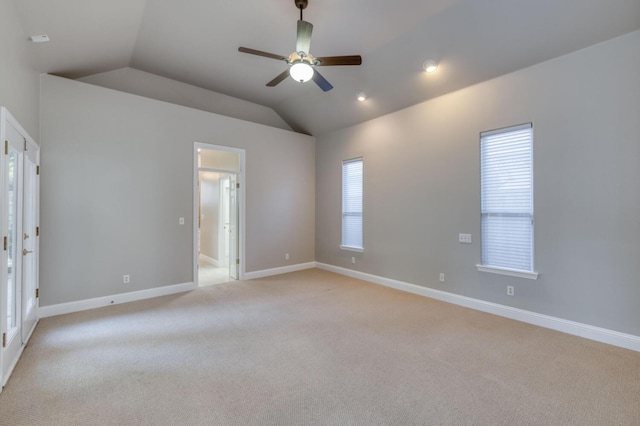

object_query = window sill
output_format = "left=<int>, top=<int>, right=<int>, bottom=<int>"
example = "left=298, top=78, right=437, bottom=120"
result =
left=340, top=245, right=364, bottom=253
left=476, top=265, right=539, bottom=280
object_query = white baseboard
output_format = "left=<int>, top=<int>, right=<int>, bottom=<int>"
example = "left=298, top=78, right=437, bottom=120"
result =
left=199, top=254, right=219, bottom=267
left=316, top=262, right=640, bottom=353
left=244, top=262, right=316, bottom=280
left=39, top=282, right=196, bottom=318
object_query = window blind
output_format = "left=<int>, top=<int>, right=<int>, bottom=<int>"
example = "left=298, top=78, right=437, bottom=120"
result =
left=480, top=123, right=533, bottom=272
left=342, top=158, right=363, bottom=249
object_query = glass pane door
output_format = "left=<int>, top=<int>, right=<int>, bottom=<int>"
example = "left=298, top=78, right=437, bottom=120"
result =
left=2, top=125, right=24, bottom=386
left=6, top=149, right=19, bottom=336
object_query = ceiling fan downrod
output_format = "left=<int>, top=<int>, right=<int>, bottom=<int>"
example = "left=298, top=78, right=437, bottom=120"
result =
left=295, top=0, right=308, bottom=20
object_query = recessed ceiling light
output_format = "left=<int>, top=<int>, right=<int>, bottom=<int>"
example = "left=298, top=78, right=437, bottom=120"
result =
left=29, top=34, right=50, bottom=43
left=422, top=59, right=438, bottom=73
left=356, top=91, right=367, bottom=102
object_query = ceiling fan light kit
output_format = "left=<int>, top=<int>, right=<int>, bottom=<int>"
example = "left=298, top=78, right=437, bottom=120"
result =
left=290, top=61, right=314, bottom=82
left=238, top=0, right=362, bottom=92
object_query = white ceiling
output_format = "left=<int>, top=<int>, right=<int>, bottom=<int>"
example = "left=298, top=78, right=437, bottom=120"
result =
left=14, top=0, right=640, bottom=135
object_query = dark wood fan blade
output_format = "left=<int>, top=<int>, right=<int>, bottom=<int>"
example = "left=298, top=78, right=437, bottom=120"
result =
left=266, top=69, right=291, bottom=87
left=296, top=20, right=313, bottom=54
left=312, top=69, right=333, bottom=92
left=316, top=55, right=362, bottom=66
left=238, top=47, right=287, bottom=61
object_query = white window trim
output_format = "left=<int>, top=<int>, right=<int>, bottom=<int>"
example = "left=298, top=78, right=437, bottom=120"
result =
left=476, top=264, right=538, bottom=280
left=480, top=122, right=536, bottom=276
left=340, top=245, right=364, bottom=253
left=341, top=157, right=363, bottom=251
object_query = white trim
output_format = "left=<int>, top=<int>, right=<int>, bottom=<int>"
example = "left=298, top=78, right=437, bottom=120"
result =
left=339, top=245, right=364, bottom=253
left=198, top=166, right=238, bottom=174
left=2, top=341, right=25, bottom=387
left=244, top=262, right=316, bottom=280
left=476, top=264, right=539, bottom=280
left=316, top=263, right=640, bottom=352
left=199, top=254, right=219, bottom=267
left=38, top=282, right=195, bottom=318
left=480, top=122, right=532, bottom=138
left=2, top=317, right=39, bottom=387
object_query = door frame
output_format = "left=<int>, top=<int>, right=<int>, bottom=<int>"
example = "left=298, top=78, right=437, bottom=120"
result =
left=0, top=107, right=39, bottom=390
left=193, top=142, right=245, bottom=285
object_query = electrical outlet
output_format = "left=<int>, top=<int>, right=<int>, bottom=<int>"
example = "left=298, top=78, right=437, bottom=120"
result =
left=285, top=253, right=289, bottom=260
left=351, top=257, right=356, bottom=264
left=507, top=285, right=514, bottom=296
left=123, top=274, right=130, bottom=284
left=439, top=273, right=445, bottom=282
left=459, top=233, right=472, bottom=244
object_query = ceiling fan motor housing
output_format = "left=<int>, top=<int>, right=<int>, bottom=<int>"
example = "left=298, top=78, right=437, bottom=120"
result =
left=237, top=0, right=361, bottom=92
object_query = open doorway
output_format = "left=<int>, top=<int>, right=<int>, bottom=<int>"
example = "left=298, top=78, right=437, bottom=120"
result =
left=194, top=143, right=245, bottom=287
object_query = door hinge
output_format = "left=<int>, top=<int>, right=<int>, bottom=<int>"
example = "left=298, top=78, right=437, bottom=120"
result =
left=36, top=165, right=40, bottom=175
left=36, top=226, right=40, bottom=236
left=236, top=183, right=240, bottom=189
left=36, top=288, right=39, bottom=298
left=2, top=333, right=5, bottom=348
left=4, top=140, right=7, bottom=155
left=3, top=236, right=6, bottom=251
left=24, top=139, right=27, bottom=151
left=236, top=259, right=240, bottom=265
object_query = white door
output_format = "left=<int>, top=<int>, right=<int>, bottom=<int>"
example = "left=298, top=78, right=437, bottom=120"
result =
left=221, top=177, right=230, bottom=267
left=21, top=140, right=39, bottom=342
left=2, top=122, right=24, bottom=386
left=228, top=174, right=239, bottom=279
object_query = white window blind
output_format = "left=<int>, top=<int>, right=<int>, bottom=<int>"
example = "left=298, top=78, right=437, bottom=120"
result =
left=342, top=158, right=363, bottom=250
left=480, top=123, right=534, bottom=272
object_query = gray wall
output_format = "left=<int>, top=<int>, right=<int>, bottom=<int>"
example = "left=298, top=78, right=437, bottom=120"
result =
left=40, top=74, right=315, bottom=306
left=79, top=67, right=292, bottom=131
left=315, top=30, right=640, bottom=336
left=0, top=0, right=39, bottom=140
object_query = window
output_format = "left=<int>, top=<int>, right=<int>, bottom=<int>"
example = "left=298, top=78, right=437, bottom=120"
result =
left=478, top=123, right=537, bottom=279
left=341, top=158, right=363, bottom=251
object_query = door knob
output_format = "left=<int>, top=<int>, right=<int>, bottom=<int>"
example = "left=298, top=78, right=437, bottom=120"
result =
left=23, top=249, right=33, bottom=255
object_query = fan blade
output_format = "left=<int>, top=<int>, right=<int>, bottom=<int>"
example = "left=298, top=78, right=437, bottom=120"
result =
left=266, top=69, right=291, bottom=87
left=312, top=69, right=333, bottom=92
left=238, top=47, right=287, bottom=61
left=316, top=55, right=362, bottom=66
left=296, top=20, right=313, bottom=54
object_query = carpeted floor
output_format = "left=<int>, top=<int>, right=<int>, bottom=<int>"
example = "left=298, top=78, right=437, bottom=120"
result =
left=0, top=268, right=638, bottom=425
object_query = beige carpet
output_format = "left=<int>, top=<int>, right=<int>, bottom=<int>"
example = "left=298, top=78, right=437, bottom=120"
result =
left=1, top=269, right=638, bottom=425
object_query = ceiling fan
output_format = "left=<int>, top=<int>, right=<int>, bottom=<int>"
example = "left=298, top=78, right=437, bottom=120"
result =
left=238, top=0, right=362, bottom=92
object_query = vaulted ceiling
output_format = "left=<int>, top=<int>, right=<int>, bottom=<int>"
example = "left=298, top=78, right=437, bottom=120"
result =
left=14, top=0, right=640, bottom=135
